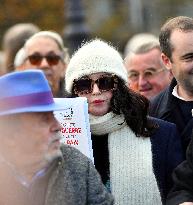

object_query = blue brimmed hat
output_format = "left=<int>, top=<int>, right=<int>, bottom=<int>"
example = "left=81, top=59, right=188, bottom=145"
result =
left=0, top=70, right=68, bottom=116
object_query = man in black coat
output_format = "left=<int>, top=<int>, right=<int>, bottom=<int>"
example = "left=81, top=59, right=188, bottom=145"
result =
left=166, top=137, right=193, bottom=205
left=150, top=16, right=193, bottom=156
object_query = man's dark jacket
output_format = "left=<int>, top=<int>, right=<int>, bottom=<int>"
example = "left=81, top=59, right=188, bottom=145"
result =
left=149, top=78, right=193, bottom=155
left=166, top=136, right=193, bottom=205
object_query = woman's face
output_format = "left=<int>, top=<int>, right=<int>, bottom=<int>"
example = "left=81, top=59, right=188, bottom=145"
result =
left=75, top=72, right=115, bottom=116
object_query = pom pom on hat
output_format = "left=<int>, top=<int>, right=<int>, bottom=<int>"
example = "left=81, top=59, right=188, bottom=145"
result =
left=65, top=39, right=128, bottom=93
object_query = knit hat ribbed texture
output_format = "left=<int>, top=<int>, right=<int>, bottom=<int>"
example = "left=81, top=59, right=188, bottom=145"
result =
left=65, top=39, right=128, bottom=93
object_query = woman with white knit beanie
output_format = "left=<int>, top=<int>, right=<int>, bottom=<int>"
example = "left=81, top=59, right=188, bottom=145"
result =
left=65, top=39, right=184, bottom=205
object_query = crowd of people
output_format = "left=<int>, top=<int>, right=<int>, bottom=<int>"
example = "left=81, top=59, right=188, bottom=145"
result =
left=0, top=15, right=193, bottom=205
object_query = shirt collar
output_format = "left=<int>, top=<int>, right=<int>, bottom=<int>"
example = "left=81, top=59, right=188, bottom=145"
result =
left=172, top=85, right=187, bottom=101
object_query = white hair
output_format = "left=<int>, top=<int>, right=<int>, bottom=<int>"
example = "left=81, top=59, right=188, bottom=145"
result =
left=14, top=48, right=26, bottom=67
left=24, top=31, right=69, bottom=64
left=124, top=33, right=159, bottom=57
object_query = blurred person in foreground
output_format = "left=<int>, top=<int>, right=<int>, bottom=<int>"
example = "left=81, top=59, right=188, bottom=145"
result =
left=65, top=38, right=184, bottom=204
left=14, top=31, right=69, bottom=97
left=0, top=69, right=113, bottom=205
left=2, top=23, right=40, bottom=72
left=124, top=39, right=172, bottom=99
left=150, top=16, right=193, bottom=155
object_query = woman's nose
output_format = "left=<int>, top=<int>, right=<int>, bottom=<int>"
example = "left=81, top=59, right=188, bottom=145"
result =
left=92, top=83, right=101, bottom=95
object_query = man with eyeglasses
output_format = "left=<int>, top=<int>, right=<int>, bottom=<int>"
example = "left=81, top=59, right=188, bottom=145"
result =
left=124, top=39, right=172, bottom=99
left=14, top=31, right=70, bottom=97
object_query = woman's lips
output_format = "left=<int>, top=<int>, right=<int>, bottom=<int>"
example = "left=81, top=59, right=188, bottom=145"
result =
left=92, top=100, right=104, bottom=104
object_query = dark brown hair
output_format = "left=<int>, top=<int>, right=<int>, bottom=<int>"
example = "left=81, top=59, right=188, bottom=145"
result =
left=111, top=78, right=157, bottom=137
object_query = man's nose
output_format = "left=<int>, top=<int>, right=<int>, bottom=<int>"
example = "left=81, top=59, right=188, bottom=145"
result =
left=138, top=74, right=148, bottom=86
left=52, top=116, right=63, bottom=132
left=92, top=83, right=101, bottom=95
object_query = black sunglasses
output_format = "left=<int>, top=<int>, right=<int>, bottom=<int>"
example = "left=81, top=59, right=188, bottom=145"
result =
left=26, top=53, right=62, bottom=66
left=73, top=75, right=118, bottom=94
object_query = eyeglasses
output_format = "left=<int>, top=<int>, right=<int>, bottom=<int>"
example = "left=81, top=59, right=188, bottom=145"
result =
left=73, top=75, right=118, bottom=94
left=128, top=68, right=166, bottom=82
left=26, top=53, right=63, bottom=66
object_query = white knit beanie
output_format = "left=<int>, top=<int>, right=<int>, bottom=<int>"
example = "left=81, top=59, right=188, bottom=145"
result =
left=65, top=39, right=128, bottom=93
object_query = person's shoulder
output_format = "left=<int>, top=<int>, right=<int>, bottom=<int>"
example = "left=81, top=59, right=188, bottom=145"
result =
left=149, top=87, right=171, bottom=117
left=149, top=117, right=181, bottom=149
left=149, top=116, right=176, bottom=129
left=149, top=117, right=179, bottom=141
left=151, top=87, right=169, bottom=104
left=151, top=79, right=176, bottom=105
left=60, top=145, right=91, bottom=168
left=61, top=144, right=88, bottom=160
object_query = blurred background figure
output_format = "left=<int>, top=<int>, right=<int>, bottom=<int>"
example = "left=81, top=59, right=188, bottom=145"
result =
left=124, top=34, right=172, bottom=99
left=2, top=23, right=40, bottom=73
left=14, top=31, right=69, bottom=97
left=0, top=51, right=5, bottom=76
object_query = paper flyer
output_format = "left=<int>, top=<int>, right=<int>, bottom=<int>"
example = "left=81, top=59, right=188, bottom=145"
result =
left=54, top=97, right=93, bottom=162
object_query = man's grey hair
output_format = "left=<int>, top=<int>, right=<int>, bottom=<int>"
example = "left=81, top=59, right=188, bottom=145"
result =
left=124, top=37, right=166, bottom=70
left=134, top=41, right=161, bottom=54
left=124, top=37, right=161, bottom=63
left=124, top=33, right=159, bottom=57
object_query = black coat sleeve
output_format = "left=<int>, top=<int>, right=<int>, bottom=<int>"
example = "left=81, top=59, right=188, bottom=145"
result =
left=166, top=138, right=193, bottom=205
